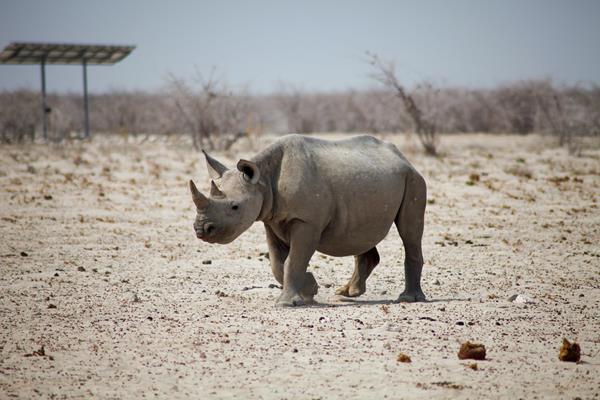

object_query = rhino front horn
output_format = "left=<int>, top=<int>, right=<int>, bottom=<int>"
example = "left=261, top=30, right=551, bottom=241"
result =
left=189, top=180, right=208, bottom=209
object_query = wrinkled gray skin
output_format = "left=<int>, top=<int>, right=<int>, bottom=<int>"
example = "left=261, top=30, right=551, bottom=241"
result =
left=190, top=134, right=427, bottom=307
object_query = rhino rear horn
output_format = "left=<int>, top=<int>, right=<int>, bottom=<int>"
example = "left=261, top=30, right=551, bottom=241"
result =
left=210, top=180, right=225, bottom=198
left=237, top=159, right=260, bottom=184
left=189, top=180, right=208, bottom=209
left=202, top=150, right=228, bottom=179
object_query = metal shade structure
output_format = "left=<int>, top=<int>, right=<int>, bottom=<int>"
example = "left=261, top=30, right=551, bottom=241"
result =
left=0, top=42, right=135, bottom=139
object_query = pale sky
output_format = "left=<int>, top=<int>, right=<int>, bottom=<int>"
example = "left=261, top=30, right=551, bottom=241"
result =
left=0, top=0, right=599, bottom=94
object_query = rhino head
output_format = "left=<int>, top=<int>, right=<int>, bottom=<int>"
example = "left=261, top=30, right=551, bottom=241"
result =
left=190, top=150, right=263, bottom=244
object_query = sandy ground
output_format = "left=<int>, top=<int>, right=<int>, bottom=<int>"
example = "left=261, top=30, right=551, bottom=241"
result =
left=0, top=133, right=599, bottom=399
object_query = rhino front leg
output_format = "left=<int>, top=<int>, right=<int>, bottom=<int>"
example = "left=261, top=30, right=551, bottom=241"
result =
left=265, top=224, right=289, bottom=285
left=276, top=222, right=319, bottom=307
left=265, top=224, right=318, bottom=305
left=336, top=247, right=380, bottom=297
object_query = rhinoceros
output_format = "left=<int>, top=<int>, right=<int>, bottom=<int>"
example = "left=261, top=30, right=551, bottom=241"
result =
left=189, top=134, right=427, bottom=307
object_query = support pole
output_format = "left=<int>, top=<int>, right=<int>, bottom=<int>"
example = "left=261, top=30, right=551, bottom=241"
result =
left=40, top=57, right=48, bottom=141
left=82, top=59, right=90, bottom=138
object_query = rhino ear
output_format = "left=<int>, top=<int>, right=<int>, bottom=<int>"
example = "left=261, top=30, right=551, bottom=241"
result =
left=202, top=150, right=228, bottom=179
left=237, top=159, right=260, bottom=184
left=189, top=180, right=208, bottom=209
left=210, top=180, right=225, bottom=198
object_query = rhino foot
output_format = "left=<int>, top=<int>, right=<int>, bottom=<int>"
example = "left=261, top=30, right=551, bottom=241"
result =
left=396, top=290, right=427, bottom=303
left=335, top=283, right=366, bottom=298
left=276, top=293, right=305, bottom=307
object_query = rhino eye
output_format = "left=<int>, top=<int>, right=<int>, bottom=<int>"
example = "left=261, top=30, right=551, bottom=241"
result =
left=231, top=205, right=239, bottom=211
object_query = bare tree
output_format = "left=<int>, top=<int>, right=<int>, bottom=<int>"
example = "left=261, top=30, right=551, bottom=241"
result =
left=368, top=52, right=439, bottom=155
left=166, top=68, right=250, bottom=150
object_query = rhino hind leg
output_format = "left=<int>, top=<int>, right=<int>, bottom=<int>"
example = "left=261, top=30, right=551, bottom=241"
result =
left=395, top=172, right=427, bottom=303
left=335, top=247, right=380, bottom=298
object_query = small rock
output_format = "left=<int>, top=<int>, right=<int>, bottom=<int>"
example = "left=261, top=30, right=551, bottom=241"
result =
left=456, top=321, right=465, bottom=326
left=24, top=345, right=46, bottom=357
left=47, top=304, right=57, bottom=309
left=268, top=283, right=282, bottom=289
left=397, top=353, right=411, bottom=363
left=466, top=362, right=478, bottom=370
left=292, top=348, right=298, bottom=353
left=202, top=260, right=212, bottom=265
left=43, top=195, right=53, bottom=200
left=458, top=341, right=486, bottom=360
left=433, top=279, right=441, bottom=285
left=20, top=251, right=28, bottom=257
left=323, top=283, right=332, bottom=288
left=77, top=266, right=86, bottom=272
left=508, top=294, right=535, bottom=304
left=558, top=338, right=581, bottom=362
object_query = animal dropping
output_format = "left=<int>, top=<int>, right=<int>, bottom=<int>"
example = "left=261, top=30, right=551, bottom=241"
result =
left=458, top=341, right=486, bottom=360
left=189, top=135, right=427, bottom=307
left=558, top=339, right=580, bottom=362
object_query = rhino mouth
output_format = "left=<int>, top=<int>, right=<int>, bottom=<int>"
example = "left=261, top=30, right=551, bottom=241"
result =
left=196, top=230, right=236, bottom=245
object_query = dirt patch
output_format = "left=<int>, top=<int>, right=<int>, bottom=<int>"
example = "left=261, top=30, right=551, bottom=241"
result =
left=1, top=133, right=599, bottom=399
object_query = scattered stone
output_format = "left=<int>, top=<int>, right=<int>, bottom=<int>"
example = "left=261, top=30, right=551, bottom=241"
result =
left=456, top=321, right=465, bottom=326
left=24, top=345, right=46, bottom=357
left=466, top=362, right=478, bottom=370
left=268, top=283, right=282, bottom=289
left=43, top=195, right=53, bottom=200
left=147, top=316, right=153, bottom=321
left=241, top=286, right=261, bottom=291
left=77, top=266, right=86, bottom=272
left=323, top=283, right=332, bottom=288
left=380, top=304, right=390, bottom=314
left=558, top=338, right=581, bottom=362
left=202, top=260, right=212, bottom=265
left=433, top=279, right=441, bottom=285
left=458, top=341, right=486, bottom=360
left=432, top=381, right=464, bottom=390
left=133, top=293, right=141, bottom=303
left=20, top=251, right=28, bottom=257
left=397, top=353, right=411, bottom=363
left=292, top=348, right=298, bottom=353
left=508, top=294, right=535, bottom=304
left=47, top=304, right=57, bottom=309
left=215, top=290, right=228, bottom=297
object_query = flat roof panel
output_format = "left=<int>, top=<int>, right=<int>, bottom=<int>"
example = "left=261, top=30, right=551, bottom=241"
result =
left=0, top=42, right=135, bottom=65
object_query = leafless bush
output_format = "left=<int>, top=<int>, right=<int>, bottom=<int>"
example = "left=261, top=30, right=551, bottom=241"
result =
left=0, top=90, right=38, bottom=143
left=368, top=53, right=439, bottom=156
left=166, top=68, right=252, bottom=150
